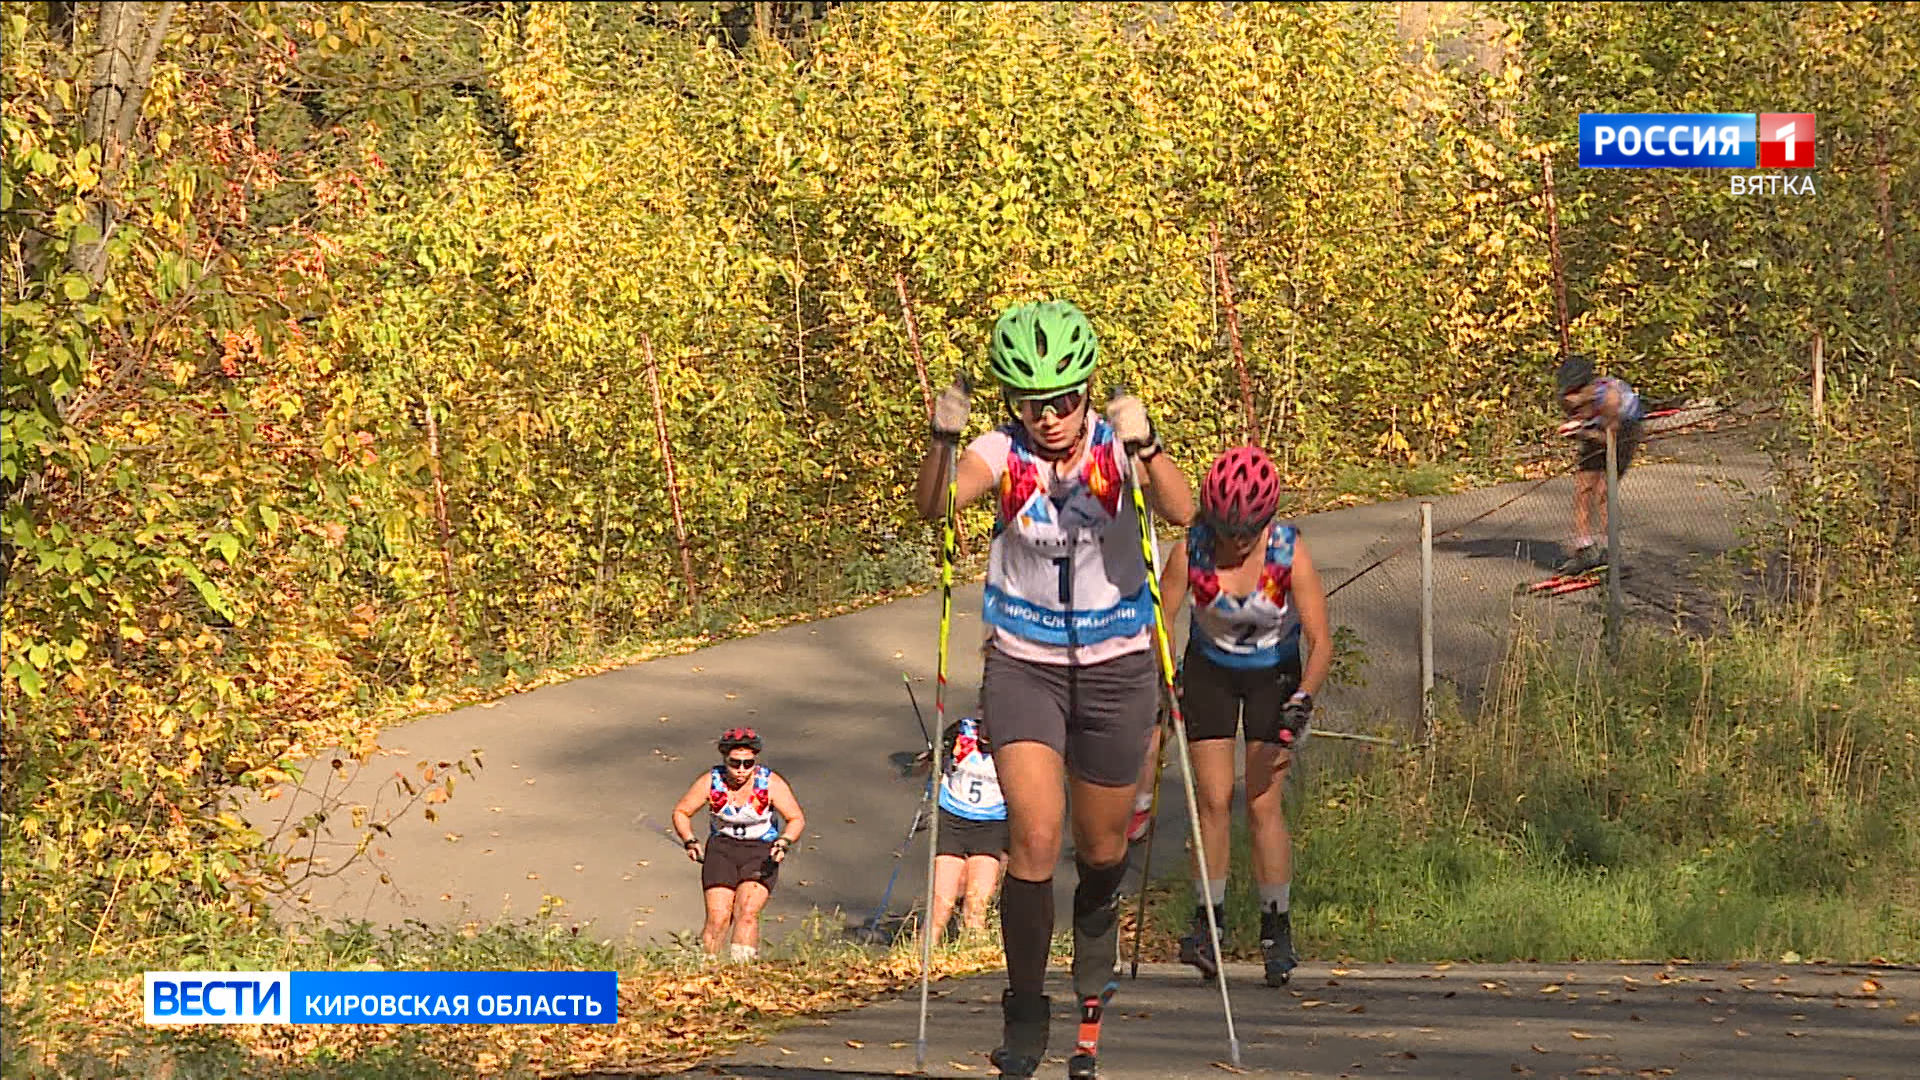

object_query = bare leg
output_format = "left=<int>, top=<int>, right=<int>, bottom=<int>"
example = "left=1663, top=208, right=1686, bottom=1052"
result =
left=701, top=886, right=735, bottom=956
left=1186, top=738, right=1238, bottom=885
left=930, top=853, right=966, bottom=945
left=1245, top=743, right=1292, bottom=887
left=730, top=879, right=772, bottom=952
left=997, top=742, right=1067, bottom=881
left=962, top=853, right=1006, bottom=934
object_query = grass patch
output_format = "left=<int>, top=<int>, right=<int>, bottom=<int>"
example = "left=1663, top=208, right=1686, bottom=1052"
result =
left=1139, top=600, right=1920, bottom=964
left=1, top=911, right=1003, bottom=1079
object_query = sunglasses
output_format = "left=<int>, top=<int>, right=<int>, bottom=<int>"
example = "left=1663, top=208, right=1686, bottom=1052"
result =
left=1007, top=385, right=1086, bottom=422
left=724, top=756, right=757, bottom=769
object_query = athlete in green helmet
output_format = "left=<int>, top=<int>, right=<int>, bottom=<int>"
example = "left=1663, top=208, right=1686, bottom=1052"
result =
left=912, top=300, right=1195, bottom=1079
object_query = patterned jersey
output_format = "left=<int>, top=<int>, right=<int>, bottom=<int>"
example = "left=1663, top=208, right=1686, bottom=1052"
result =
left=707, top=765, right=780, bottom=841
left=1187, top=519, right=1302, bottom=670
left=937, top=717, right=1007, bottom=822
left=1576, top=376, right=1646, bottom=433
left=974, top=417, right=1153, bottom=665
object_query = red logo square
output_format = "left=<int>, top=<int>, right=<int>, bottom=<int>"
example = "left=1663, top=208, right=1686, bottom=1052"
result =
left=1759, top=113, right=1815, bottom=168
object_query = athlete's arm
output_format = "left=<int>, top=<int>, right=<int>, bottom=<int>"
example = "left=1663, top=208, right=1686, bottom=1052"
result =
left=671, top=776, right=708, bottom=861
left=1289, top=541, right=1334, bottom=697
left=1159, top=536, right=1191, bottom=624
left=767, top=773, right=806, bottom=861
left=915, top=441, right=996, bottom=521
left=1138, top=449, right=1196, bottom=526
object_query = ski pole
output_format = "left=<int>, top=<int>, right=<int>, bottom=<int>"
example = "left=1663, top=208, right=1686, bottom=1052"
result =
left=902, top=671, right=935, bottom=754
left=1118, top=393, right=1242, bottom=1067
left=863, top=779, right=934, bottom=940
left=1129, top=507, right=1173, bottom=980
left=1128, top=699, right=1172, bottom=979
left=915, top=392, right=963, bottom=1070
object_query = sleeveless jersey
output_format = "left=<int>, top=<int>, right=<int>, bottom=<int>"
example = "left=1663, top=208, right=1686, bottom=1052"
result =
left=1187, top=519, right=1302, bottom=670
left=937, top=717, right=1007, bottom=821
left=980, top=417, right=1152, bottom=662
left=707, top=765, right=780, bottom=841
left=1577, top=376, right=1646, bottom=432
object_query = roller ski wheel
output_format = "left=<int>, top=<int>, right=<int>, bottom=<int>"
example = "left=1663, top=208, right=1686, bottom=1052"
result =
left=988, top=989, right=1049, bottom=1078
left=1066, top=983, right=1118, bottom=1079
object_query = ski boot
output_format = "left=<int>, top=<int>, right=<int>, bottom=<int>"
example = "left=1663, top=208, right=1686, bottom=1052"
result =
left=1177, top=903, right=1230, bottom=981
left=1067, top=892, right=1122, bottom=1078
left=988, top=989, right=1049, bottom=1078
left=1554, top=544, right=1607, bottom=577
left=1260, top=907, right=1299, bottom=987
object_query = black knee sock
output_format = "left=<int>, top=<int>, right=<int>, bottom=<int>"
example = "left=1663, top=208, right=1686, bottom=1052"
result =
left=1000, top=874, right=1054, bottom=997
left=1072, top=854, right=1129, bottom=928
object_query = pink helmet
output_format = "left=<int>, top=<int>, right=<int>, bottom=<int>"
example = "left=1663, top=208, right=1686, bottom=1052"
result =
left=1201, top=446, right=1281, bottom=534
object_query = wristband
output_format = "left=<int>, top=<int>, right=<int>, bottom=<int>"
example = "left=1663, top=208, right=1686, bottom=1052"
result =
left=771, top=837, right=793, bottom=853
left=682, top=837, right=700, bottom=850
left=1136, top=436, right=1164, bottom=463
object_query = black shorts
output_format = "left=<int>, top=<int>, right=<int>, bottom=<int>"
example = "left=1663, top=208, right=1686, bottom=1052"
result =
left=701, top=834, right=780, bottom=892
left=936, top=808, right=1009, bottom=858
left=1178, top=642, right=1301, bottom=745
left=1574, top=421, right=1643, bottom=476
left=982, top=645, right=1160, bottom=786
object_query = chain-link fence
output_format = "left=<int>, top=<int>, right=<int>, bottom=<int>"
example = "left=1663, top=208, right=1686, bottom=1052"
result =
left=1307, top=401, right=1779, bottom=742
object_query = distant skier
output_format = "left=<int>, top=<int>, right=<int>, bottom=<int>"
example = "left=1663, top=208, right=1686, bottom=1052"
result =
left=670, top=727, right=806, bottom=963
left=1554, top=354, right=1646, bottom=576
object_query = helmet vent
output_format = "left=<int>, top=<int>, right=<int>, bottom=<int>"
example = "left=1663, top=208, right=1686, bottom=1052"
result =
left=1033, top=324, right=1050, bottom=358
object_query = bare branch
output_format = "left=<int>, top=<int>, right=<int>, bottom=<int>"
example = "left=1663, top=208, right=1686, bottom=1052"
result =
left=110, top=1, right=178, bottom=152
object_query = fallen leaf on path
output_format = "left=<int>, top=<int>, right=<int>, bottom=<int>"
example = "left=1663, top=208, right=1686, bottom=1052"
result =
left=1540, top=984, right=1563, bottom=994
left=950, top=1063, right=976, bottom=1072
left=1482, top=982, right=1503, bottom=990
left=1510, top=1067, right=1533, bottom=1076
left=1569, top=1030, right=1608, bottom=1041
left=1331, top=968, right=1354, bottom=975
left=638, top=860, right=650, bottom=867
left=1347, top=1004, right=1366, bottom=1014
left=1785, top=1031, right=1808, bottom=1038
left=439, top=893, right=451, bottom=901
left=526, top=872, right=540, bottom=880
left=889, top=1041, right=907, bottom=1049
left=1734, top=1029, right=1750, bottom=1037
left=845, top=1040, right=864, bottom=1048
left=1210, top=1062, right=1248, bottom=1074
left=1575, top=1069, right=1622, bottom=1077
left=1860, top=979, right=1882, bottom=996
left=778, top=1048, right=792, bottom=1056
left=1904, top=1012, right=1919, bottom=1025
left=1530, top=1044, right=1548, bottom=1054
left=444, top=833, right=461, bottom=842
left=1301, top=1000, right=1325, bottom=1008
left=844, top=818, right=858, bottom=824
left=725, top=693, right=738, bottom=700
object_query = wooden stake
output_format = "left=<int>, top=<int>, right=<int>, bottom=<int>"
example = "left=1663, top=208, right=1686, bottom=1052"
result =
left=419, top=397, right=461, bottom=631
left=1812, top=329, right=1825, bottom=425
left=643, top=334, right=701, bottom=616
left=1544, top=158, right=1571, bottom=360
left=1210, top=222, right=1256, bottom=444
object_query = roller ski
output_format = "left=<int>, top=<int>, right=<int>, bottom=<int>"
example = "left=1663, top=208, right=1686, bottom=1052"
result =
left=1066, top=983, right=1119, bottom=1078
left=1177, top=904, right=1230, bottom=981
left=1260, top=908, right=1299, bottom=987
left=1063, top=879, right=1122, bottom=1077
left=1520, top=546, right=1610, bottom=597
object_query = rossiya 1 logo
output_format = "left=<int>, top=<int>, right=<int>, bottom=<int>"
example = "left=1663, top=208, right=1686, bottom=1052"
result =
left=1579, top=112, right=1816, bottom=197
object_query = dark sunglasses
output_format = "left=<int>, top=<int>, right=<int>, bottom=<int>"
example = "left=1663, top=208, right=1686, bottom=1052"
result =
left=1007, top=386, right=1086, bottom=421
left=724, top=756, right=757, bottom=769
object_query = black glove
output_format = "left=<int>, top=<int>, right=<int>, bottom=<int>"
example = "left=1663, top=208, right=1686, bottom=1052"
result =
left=1278, top=692, right=1313, bottom=748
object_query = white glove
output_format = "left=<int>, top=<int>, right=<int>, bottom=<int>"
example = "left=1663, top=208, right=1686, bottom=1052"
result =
left=931, top=378, right=971, bottom=442
left=1105, top=393, right=1156, bottom=453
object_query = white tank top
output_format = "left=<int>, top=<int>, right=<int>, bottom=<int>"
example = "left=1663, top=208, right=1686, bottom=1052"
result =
left=938, top=717, right=1006, bottom=821
left=978, top=418, right=1153, bottom=666
left=1186, top=520, right=1302, bottom=670
left=706, top=765, right=780, bottom=841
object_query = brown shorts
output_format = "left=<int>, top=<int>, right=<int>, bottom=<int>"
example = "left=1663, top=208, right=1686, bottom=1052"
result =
left=981, top=645, right=1159, bottom=787
left=701, top=834, right=780, bottom=892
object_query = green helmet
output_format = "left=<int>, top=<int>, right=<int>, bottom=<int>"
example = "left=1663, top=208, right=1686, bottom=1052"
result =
left=988, top=301, right=1099, bottom=394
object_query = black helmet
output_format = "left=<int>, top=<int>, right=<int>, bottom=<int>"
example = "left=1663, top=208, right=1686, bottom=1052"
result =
left=1556, top=353, right=1595, bottom=395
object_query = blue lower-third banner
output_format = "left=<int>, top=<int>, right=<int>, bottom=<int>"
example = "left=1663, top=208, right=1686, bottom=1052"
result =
left=145, top=971, right=620, bottom=1024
